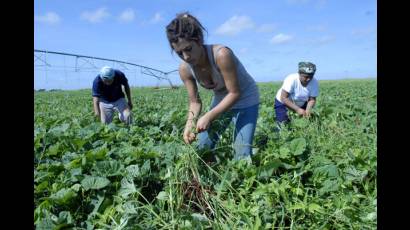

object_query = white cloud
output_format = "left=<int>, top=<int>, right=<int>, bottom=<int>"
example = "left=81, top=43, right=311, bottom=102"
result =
left=81, top=7, right=110, bottom=23
left=35, top=12, right=61, bottom=25
left=150, top=12, right=163, bottom=23
left=118, top=9, right=134, bottom=22
left=270, top=33, right=293, bottom=44
left=215, top=15, right=255, bottom=36
left=257, top=24, right=277, bottom=33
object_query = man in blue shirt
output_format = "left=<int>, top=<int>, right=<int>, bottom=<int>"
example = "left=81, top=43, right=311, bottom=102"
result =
left=92, top=66, right=133, bottom=125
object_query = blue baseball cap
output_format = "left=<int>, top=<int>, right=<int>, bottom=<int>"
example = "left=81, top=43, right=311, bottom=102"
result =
left=100, top=66, right=115, bottom=80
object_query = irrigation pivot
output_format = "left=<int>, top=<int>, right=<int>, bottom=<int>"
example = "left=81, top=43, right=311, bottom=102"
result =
left=34, top=49, right=178, bottom=89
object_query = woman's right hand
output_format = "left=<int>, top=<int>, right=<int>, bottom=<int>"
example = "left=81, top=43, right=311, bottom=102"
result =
left=183, top=125, right=196, bottom=144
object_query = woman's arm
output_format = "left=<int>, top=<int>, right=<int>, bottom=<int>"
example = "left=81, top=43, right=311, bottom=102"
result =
left=196, top=47, right=241, bottom=132
left=179, top=62, right=202, bottom=143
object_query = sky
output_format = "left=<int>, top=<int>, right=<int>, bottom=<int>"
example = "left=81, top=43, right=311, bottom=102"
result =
left=34, top=0, right=377, bottom=90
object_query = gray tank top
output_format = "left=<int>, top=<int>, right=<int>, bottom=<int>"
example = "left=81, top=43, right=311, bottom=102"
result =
left=187, top=45, right=260, bottom=109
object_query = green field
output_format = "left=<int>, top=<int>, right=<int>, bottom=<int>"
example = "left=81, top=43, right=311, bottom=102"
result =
left=34, top=79, right=377, bottom=229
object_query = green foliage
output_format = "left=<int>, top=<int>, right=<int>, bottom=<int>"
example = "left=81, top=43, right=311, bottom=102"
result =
left=34, top=80, right=377, bottom=229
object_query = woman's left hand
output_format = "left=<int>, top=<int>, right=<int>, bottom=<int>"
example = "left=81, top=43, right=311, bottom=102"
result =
left=196, top=114, right=211, bottom=133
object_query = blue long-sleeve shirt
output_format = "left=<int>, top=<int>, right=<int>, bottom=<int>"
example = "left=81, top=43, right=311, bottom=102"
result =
left=92, top=69, right=129, bottom=103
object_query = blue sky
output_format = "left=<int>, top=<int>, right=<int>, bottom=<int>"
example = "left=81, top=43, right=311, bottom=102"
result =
left=34, top=0, right=377, bottom=90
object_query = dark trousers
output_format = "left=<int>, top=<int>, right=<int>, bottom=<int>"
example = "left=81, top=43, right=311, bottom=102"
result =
left=274, top=98, right=307, bottom=123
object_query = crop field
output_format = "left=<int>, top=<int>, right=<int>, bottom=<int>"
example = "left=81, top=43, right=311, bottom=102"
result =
left=34, top=79, right=376, bottom=229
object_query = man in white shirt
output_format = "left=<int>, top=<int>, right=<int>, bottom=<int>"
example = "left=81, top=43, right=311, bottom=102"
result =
left=274, top=62, right=319, bottom=124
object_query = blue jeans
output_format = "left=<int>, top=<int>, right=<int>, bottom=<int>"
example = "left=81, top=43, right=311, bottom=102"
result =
left=197, top=102, right=259, bottom=160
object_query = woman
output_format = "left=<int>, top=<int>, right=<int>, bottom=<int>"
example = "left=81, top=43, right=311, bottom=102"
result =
left=274, top=61, right=319, bottom=124
left=165, top=12, right=260, bottom=161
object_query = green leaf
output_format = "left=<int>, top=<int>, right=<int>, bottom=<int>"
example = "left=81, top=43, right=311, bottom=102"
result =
left=156, top=191, right=168, bottom=201
left=293, top=118, right=308, bottom=128
left=191, top=213, right=209, bottom=222
left=72, top=138, right=87, bottom=149
left=290, top=138, right=306, bottom=155
left=71, top=184, right=81, bottom=192
left=35, top=211, right=57, bottom=230
left=48, top=123, right=70, bottom=136
left=118, top=178, right=137, bottom=198
left=93, top=160, right=124, bottom=177
left=68, top=168, right=82, bottom=183
left=308, top=203, right=322, bottom=213
left=279, top=147, right=290, bottom=158
left=345, top=167, right=367, bottom=182
left=258, top=159, right=282, bottom=179
left=34, top=200, right=52, bottom=223
left=34, top=161, right=64, bottom=176
left=253, top=215, right=262, bottom=230
left=122, top=201, right=138, bottom=214
left=90, top=193, right=105, bottom=215
left=320, top=107, right=334, bottom=117
left=35, top=181, right=49, bottom=194
left=325, top=164, right=339, bottom=178
left=319, top=179, right=340, bottom=195
left=294, top=187, right=304, bottom=196
left=251, top=184, right=268, bottom=199
left=314, top=164, right=339, bottom=179
left=288, top=202, right=306, bottom=211
left=125, top=164, right=140, bottom=179
left=140, top=160, right=151, bottom=175
left=86, top=144, right=108, bottom=161
left=363, top=212, right=377, bottom=221
left=50, top=188, right=77, bottom=205
left=81, top=176, right=110, bottom=191
left=182, top=220, right=192, bottom=228
left=46, top=143, right=61, bottom=156
left=54, top=223, right=74, bottom=230
left=57, top=211, right=73, bottom=225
